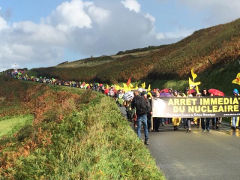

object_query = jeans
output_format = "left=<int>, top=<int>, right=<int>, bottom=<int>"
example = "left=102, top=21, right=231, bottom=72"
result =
left=137, top=114, right=149, bottom=141
left=212, top=117, right=218, bottom=129
left=232, top=117, right=238, bottom=128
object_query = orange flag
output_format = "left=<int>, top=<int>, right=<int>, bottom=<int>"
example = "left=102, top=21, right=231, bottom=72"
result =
left=127, top=78, right=131, bottom=86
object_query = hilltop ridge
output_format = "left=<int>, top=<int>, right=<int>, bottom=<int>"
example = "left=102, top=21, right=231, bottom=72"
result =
left=31, top=18, right=240, bottom=93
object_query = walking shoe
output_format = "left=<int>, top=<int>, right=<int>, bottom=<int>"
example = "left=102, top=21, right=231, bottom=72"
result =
left=144, top=140, right=149, bottom=145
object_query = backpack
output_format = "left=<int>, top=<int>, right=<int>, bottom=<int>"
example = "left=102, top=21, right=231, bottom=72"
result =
left=134, top=96, right=148, bottom=115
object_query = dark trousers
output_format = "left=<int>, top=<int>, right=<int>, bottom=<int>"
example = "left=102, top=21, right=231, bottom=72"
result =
left=160, top=118, right=166, bottom=125
left=147, top=113, right=152, bottom=131
left=153, top=117, right=160, bottom=131
left=201, top=118, right=210, bottom=130
left=212, top=118, right=216, bottom=128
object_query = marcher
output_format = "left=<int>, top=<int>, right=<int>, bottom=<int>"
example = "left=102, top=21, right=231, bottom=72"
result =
left=131, top=90, right=149, bottom=145
left=201, top=89, right=211, bottom=132
left=153, top=91, right=161, bottom=132
left=172, top=90, right=181, bottom=131
left=232, top=89, right=239, bottom=130
left=142, top=91, right=152, bottom=132
left=11, top=71, right=240, bottom=135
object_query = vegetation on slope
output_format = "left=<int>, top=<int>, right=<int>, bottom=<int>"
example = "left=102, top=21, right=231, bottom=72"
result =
left=30, top=19, right=240, bottom=87
left=0, top=77, right=164, bottom=179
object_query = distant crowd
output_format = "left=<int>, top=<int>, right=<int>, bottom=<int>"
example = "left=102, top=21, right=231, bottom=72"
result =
left=8, top=70, right=240, bottom=145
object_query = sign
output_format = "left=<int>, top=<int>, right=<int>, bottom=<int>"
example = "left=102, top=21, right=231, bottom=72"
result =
left=152, top=97, right=240, bottom=118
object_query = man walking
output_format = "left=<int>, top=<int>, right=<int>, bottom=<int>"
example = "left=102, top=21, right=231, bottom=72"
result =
left=131, top=90, right=149, bottom=145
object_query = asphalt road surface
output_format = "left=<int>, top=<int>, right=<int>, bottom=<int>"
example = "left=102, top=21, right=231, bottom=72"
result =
left=119, top=107, right=240, bottom=180
left=148, top=126, right=240, bottom=180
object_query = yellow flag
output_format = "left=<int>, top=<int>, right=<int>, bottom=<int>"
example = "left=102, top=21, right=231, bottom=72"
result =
left=147, top=92, right=152, bottom=97
left=189, top=78, right=201, bottom=89
left=141, top=82, right=146, bottom=89
left=129, top=83, right=134, bottom=88
left=147, top=84, right=151, bottom=92
left=106, top=84, right=109, bottom=89
left=134, top=83, right=139, bottom=90
left=196, top=86, right=200, bottom=94
left=123, top=83, right=131, bottom=92
left=191, top=69, right=197, bottom=80
left=115, top=85, right=121, bottom=90
left=232, top=73, right=240, bottom=85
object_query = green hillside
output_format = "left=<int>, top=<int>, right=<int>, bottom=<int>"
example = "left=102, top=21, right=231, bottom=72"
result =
left=0, top=76, right=164, bottom=179
left=30, top=18, right=240, bottom=94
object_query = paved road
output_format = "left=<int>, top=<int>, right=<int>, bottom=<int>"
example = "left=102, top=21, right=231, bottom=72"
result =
left=148, top=126, right=240, bottom=180
left=119, top=106, right=240, bottom=180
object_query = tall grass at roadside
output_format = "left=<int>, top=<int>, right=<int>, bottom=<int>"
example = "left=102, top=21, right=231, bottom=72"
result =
left=0, top=78, right=164, bottom=179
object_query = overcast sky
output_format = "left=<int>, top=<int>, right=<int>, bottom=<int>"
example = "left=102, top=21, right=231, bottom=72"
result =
left=0, top=0, right=240, bottom=71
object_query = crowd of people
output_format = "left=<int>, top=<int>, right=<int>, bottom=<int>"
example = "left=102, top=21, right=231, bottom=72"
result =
left=8, top=70, right=240, bottom=145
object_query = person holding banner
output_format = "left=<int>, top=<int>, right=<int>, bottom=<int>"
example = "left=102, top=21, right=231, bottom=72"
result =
left=153, top=91, right=161, bottom=132
left=201, top=89, right=211, bottom=132
left=172, top=90, right=181, bottom=131
left=131, top=90, right=149, bottom=145
left=232, top=89, right=240, bottom=130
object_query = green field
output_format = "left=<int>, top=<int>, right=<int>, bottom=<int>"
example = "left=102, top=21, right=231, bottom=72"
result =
left=0, top=115, right=33, bottom=138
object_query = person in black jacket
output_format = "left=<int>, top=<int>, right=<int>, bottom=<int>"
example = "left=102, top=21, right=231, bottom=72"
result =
left=142, top=91, right=152, bottom=132
left=131, top=90, right=149, bottom=145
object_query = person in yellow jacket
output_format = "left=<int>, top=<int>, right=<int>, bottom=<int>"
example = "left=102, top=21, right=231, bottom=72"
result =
left=172, top=90, right=181, bottom=131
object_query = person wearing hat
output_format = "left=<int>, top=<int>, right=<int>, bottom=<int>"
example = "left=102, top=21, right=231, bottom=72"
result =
left=232, top=89, right=239, bottom=130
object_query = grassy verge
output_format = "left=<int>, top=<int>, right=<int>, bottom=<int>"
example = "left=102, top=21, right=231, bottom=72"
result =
left=0, top=115, right=33, bottom=138
left=0, top=77, right=164, bottom=179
